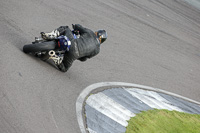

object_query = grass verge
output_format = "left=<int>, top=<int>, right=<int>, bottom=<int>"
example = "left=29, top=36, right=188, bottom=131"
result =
left=126, top=109, right=200, bottom=133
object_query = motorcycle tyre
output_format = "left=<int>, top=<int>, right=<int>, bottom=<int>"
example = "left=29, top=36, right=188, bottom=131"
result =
left=23, top=41, right=57, bottom=53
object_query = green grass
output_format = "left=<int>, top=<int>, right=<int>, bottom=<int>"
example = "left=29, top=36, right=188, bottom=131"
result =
left=126, top=109, right=200, bottom=133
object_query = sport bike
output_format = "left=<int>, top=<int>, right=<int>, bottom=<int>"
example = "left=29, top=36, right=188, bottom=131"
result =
left=23, top=30, right=79, bottom=64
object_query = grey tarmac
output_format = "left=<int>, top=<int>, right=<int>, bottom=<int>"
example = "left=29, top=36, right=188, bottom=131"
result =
left=0, top=0, right=200, bottom=133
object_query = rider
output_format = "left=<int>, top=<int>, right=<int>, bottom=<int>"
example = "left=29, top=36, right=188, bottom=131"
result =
left=41, top=24, right=107, bottom=72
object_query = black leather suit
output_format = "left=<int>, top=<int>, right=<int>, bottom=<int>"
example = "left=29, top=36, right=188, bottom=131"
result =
left=56, top=24, right=100, bottom=72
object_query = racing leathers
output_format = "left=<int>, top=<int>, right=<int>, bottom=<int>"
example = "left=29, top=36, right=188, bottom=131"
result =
left=52, top=24, right=100, bottom=72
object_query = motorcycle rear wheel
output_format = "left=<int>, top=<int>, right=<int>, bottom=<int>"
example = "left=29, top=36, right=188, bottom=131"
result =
left=23, top=41, right=57, bottom=53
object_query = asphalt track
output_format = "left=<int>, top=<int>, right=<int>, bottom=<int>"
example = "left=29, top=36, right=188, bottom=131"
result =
left=0, top=0, right=200, bottom=133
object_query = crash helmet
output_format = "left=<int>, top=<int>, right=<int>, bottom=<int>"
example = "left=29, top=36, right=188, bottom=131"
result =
left=95, top=30, right=107, bottom=44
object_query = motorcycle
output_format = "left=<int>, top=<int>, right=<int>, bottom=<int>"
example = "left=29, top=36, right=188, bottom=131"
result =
left=23, top=30, right=80, bottom=64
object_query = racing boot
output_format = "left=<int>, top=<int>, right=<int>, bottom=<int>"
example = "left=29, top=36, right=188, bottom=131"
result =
left=48, top=50, right=63, bottom=65
left=41, top=29, right=60, bottom=40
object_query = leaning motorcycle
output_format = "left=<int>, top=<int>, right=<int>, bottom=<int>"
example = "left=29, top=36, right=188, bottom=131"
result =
left=23, top=30, right=79, bottom=64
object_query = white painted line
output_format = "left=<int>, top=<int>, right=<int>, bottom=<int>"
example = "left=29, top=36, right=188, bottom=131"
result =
left=126, top=89, right=183, bottom=112
left=86, top=92, right=135, bottom=127
left=126, top=89, right=163, bottom=109
left=133, top=88, right=183, bottom=111
left=87, top=128, right=97, bottom=133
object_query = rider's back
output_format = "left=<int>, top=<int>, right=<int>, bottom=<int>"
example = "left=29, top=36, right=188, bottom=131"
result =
left=74, top=25, right=100, bottom=59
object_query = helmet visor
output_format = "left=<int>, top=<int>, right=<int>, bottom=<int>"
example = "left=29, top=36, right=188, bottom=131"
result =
left=100, top=38, right=106, bottom=44
left=96, top=30, right=107, bottom=44
left=101, top=31, right=107, bottom=38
